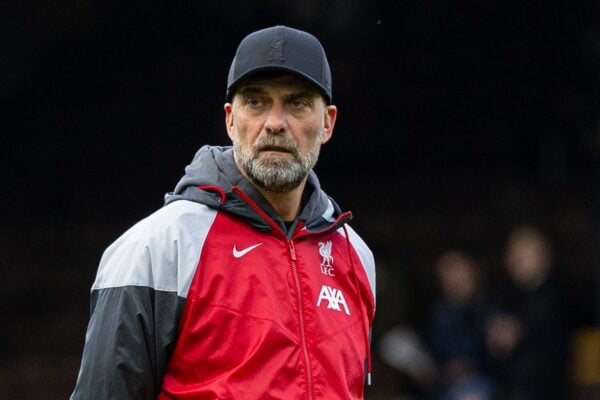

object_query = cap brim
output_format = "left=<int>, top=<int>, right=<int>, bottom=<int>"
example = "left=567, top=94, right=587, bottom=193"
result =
left=226, top=65, right=332, bottom=104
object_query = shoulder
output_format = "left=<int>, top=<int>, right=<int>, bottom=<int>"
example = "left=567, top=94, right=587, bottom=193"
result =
left=340, top=225, right=375, bottom=266
left=116, top=200, right=217, bottom=245
left=92, top=200, right=218, bottom=296
left=143, top=199, right=217, bottom=231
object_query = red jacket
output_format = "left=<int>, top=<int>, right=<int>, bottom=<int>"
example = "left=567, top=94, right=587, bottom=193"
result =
left=71, top=146, right=376, bottom=400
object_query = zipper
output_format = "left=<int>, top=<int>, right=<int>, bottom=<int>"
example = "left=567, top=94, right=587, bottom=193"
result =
left=288, top=239, right=313, bottom=400
left=232, top=185, right=358, bottom=395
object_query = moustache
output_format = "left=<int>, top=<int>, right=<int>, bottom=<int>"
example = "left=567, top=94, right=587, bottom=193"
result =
left=253, top=137, right=298, bottom=157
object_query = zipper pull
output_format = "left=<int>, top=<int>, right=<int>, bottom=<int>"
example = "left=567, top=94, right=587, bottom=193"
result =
left=288, top=240, right=297, bottom=261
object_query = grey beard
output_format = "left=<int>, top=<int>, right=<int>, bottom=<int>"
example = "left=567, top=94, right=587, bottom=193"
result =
left=235, top=139, right=321, bottom=193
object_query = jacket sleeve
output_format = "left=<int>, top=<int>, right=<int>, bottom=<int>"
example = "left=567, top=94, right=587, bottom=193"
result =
left=70, top=200, right=216, bottom=399
left=70, top=286, right=184, bottom=399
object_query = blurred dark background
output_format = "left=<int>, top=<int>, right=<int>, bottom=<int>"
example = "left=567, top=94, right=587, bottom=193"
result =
left=2, top=0, right=600, bottom=399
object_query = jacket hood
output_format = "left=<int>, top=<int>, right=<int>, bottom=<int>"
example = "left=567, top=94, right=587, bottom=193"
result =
left=165, top=145, right=347, bottom=234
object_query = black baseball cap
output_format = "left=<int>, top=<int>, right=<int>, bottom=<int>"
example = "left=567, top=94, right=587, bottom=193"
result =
left=226, top=25, right=332, bottom=104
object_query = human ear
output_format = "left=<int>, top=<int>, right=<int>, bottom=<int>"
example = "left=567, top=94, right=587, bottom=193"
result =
left=321, top=105, right=337, bottom=144
left=224, top=103, right=235, bottom=140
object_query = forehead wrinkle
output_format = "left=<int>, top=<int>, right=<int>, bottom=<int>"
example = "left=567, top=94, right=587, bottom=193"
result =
left=234, top=88, right=323, bottom=112
left=236, top=86, right=267, bottom=97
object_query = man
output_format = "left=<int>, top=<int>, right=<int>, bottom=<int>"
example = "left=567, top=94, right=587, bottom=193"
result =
left=71, top=25, right=376, bottom=400
left=486, top=225, right=568, bottom=400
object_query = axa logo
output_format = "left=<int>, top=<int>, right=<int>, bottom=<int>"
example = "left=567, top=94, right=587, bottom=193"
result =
left=318, top=241, right=335, bottom=276
left=316, top=285, right=350, bottom=315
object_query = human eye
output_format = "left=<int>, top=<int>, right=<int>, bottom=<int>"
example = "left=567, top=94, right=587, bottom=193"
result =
left=289, top=97, right=310, bottom=110
left=246, top=97, right=263, bottom=107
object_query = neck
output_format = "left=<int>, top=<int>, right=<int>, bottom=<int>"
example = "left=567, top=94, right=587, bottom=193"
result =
left=255, top=182, right=306, bottom=222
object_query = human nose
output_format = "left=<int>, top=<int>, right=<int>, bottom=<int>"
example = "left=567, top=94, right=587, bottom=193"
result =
left=264, top=103, right=287, bottom=134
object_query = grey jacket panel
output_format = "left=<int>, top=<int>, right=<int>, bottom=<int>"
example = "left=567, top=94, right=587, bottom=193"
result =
left=71, top=200, right=216, bottom=399
left=71, top=286, right=184, bottom=400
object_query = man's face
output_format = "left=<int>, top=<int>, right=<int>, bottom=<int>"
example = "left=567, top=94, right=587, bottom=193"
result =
left=225, top=73, right=336, bottom=193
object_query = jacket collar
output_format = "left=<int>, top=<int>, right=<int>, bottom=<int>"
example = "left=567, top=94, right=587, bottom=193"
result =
left=164, top=145, right=349, bottom=235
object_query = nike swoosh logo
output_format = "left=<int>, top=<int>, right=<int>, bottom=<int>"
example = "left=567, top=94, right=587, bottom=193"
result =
left=233, top=243, right=263, bottom=258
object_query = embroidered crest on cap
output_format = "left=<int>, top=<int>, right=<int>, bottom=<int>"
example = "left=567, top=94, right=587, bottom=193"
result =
left=268, top=29, right=286, bottom=61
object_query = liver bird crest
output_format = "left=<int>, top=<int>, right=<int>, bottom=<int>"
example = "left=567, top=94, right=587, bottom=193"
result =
left=318, top=241, right=334, bottom=267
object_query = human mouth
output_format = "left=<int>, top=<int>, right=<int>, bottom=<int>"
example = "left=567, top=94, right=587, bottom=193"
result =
left=257, top=145, right=295, bottom=155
